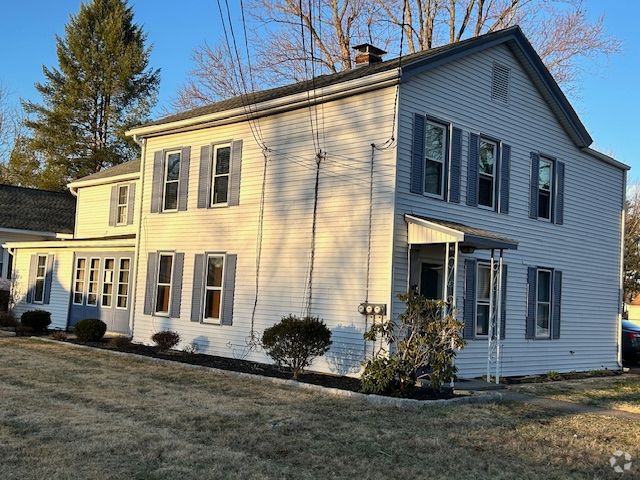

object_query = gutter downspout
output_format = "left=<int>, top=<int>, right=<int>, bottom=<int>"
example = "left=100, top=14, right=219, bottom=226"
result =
left=129, top=134, right=147, bottom=339
left=617, top=171, right=627, bottom=369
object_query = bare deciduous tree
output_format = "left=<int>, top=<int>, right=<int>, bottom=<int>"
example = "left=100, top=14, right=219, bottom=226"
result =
left=174, top=0, right=621, bottom=110
left=0, top=83, right=22, bottom=165
left=625, top=184, right=640, bottom=305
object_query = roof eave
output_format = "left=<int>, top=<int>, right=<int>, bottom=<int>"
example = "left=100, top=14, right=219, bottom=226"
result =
left=68, top=171, right=140, bottom=192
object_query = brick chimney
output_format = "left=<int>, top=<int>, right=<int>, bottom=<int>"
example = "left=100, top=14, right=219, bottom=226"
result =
left=353, top=44, right=387, bottom=67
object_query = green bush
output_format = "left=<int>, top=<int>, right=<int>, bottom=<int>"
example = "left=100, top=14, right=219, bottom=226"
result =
left=151, top=331, right=181, bottom=352
left=261, top=315, right=332, bottom=380
left=20, top=309, right=51, bottom=332
left=74, top=318, right=107, bottom=342
left=361, top=293, right=466, bottom=396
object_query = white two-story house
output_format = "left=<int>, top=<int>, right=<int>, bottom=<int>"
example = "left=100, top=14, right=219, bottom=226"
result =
left=8, top=26, right=628, bottom=379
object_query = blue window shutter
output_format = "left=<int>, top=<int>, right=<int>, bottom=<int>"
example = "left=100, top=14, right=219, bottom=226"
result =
left=466, top=133, right=479, bottom=206
left=197, top=146, right=211, bottom=209
left=526, top=267, right=537, bottom=339
left=449, top=127, right=462, bottom=203
left=221, top=254, right=237, bottom=326
left=143, top=252, right=157, bottom=315
left=191, top=254, right=204, bottom=322
left=410, top=113, right=425, bottom=194
left=529, top=152, right=539, bottom=219
left=552, top=270, right=562, bottom=339
left=170, top=253, right=184, bottom=318
left=151, top=151, right=164, bottom=213
left=178, top=147, right=191, bottom=211
left=127, top=183, right=136, bottom=225
left=43, top=255, right=54, bottom=304
left=555, top=161, right=565, bottom=225
left=109, top=185, right=118, bottom=226
left=500, top=264, right=507, bottom=339
left=228, top=140, right=243, bottom=207
left=463, top=259, right=476, bottom=339
left=499, top=144, right=511, bottom=214
left=26, top=254, right=37, bottom=303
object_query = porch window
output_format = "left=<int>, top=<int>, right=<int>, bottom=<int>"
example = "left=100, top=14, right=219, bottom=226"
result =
left=476, top=263, right=491, bottom=336
left=102, top=258, right=115, bottom=307
left=117, top=258, right=130, bottom=309
left=87, top=258, right=100, bottom=305
left=463, top=258, right=507, bottom=340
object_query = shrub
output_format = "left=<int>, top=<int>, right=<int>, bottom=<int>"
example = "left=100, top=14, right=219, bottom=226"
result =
left=361, top=293, right=466, bottom=396
left=51, top=330, right=68, bottom=341
left=74, top=318, right=107, bottom=342
left=183, top=340, right=200, bottom=356
left=151, top=331, right=181, bottom=352
left=0, top=311, right=17, bottom=327
left=20, top=309, right=51, bottom=332
left=15, top=325, right=34, bottom=337
left=261, top=315, right=332, bottom=380
left=108, top=335, right=132, bottom=350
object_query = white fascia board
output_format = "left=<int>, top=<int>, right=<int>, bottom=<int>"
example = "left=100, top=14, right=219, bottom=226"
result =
left=0, top=227, right=58, bottom=238
left=68, top=172, right=140, bottom=193
left=581, top=147, right=630, bottom=171
left=127, top=70, right=401, bottom=138
left=3, top=238, right=136, bottom=250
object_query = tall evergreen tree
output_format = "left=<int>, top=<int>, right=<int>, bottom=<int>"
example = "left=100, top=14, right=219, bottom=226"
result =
left=21, top=0, right=159, bottom=189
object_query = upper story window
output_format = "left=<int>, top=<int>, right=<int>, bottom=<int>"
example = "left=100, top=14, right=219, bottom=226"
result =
left=116, top=185, right=129, bottom=225
left=151, top=147, right=191, bottom=214
left=538, top=158, right=553, bottom=220
left=163, top=151, right=181, bottom=211
left=410, top=113, right=462, bottom=203
left=212, top=144, right=231, bottom=205
left=467, top=133, right=510, bottom=214
left=529, top=152, right=565, bottom=224
left=197, top=140, right=244, bottom=209
left=478, top=139, right=497, bottom=208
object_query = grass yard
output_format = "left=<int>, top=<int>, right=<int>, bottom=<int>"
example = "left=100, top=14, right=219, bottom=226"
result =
left=1, top=337, right=639, bottom=479
left=508, top=374, right=640, bottom=414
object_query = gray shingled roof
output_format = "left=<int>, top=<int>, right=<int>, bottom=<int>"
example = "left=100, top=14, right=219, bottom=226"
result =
left=74, top=159, right=140, bottom=183
left=139, top=26, right=591, bottom=148
left=0, top=185, right=76, bottom=234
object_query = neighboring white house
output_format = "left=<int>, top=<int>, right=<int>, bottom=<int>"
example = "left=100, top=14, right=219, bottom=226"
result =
left=5, top=161, right=139, bottom=332
left=0, top=185, right=76, bottom=309
left=8, top=26, right=628, bottom=379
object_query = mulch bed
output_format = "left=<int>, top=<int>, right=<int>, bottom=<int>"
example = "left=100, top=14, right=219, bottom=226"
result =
left=55, top=336, right=456, bottom=401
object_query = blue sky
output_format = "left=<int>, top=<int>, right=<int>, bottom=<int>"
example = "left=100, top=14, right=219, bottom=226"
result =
left=1, top=0, right=637, bottom=175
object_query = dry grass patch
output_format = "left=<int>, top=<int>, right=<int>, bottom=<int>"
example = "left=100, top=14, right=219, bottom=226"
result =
left=0, top=338, right=639, bottom=479
left=508, top=375, right=640, bottom=413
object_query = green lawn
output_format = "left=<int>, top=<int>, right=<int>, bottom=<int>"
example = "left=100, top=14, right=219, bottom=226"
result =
left=0, top=337, right=638, bottom=479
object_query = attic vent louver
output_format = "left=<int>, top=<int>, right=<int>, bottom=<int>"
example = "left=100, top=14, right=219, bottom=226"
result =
left=492, top=63, right=510, bottom=104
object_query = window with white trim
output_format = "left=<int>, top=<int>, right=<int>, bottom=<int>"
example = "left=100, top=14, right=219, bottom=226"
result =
left=102, top=258, right=115, bottom=307
left=87, top=258, right=100, bottom=305
left=424, top=121, right=447, bottom=197
left=203, top=255, right=225, bottom=323
left=476, top=263, right=491, bottom=336
left=211, top=144, right=231, bottom=205
left=163, top=151, right=181, bottom=211
left=155, top=253, right=173, bottom=314
left=536, top=269, right=552, bottom=338
left=478, top=138, right=497, bottom=208
left=34, top=255, right=48, bottom=303
left=118, top=258, right=130, bottom=309
left=73, top=257, right=86, bottom=305
left=117, top=185, right=129, bottom=225
left=538, top=158, right=553, bottom=220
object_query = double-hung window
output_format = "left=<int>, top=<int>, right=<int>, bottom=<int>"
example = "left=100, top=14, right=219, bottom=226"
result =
left=204, top=255, right=225, bottom=322
left=410, top=114, right=462, bottom=202
left=116, top=185, right=129, bottom=225
left=34, top=255, right=48, bottom=303
left=191, top=253, right=237, bottom=325
left=212, top=144, right=231, bottom=205
left=73, top=257, right=86, bottom=305
left=467, top=134, right=510, bottom=213
left=527, top=267, right=562, bottom=339
left=163, top=151, right=181, bottom=211
left=530, top=153, right=564, bottom=224
left=155, top=253, right=173, bottom=314
left=118, top=258, right=130, bottom=309
left=478, top=139, right=497, bottom=209
left=102, top=258, right=115, bottom=307
left=463, top=258, right=507, bottom=340
left=87, top=258, right=100, bottom=306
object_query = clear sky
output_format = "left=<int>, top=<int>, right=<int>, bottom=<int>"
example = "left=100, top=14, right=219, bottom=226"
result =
left=1, top=0, right=637, bottom=175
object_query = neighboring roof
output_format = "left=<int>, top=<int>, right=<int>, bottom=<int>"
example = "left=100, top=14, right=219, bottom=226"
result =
left=406, top=214, right=519, bottom=250
left=73, top=159, right=141, bottom=183
left=133, top=26, right=592, bottom=148
left=631, top=294, right=640, bottom=306
left=0, top=185, right=76, bottom=234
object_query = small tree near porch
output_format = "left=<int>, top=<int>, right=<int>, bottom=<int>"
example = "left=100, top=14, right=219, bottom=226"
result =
left=361, top=293, right=466, bottom=396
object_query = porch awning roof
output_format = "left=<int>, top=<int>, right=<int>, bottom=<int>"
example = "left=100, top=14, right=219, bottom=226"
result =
left=405, top=214, right=518, bottom=250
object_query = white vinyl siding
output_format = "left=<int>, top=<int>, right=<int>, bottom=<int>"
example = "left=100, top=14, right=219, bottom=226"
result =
left=75, top=180, right=139, bottom=238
